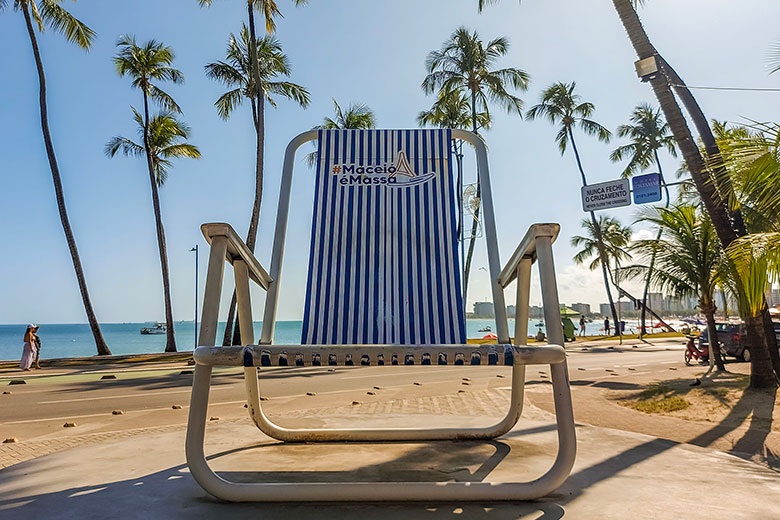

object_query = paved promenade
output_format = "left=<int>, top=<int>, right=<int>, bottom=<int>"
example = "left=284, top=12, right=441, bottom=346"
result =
left=1, top=341, right=779, bottom=518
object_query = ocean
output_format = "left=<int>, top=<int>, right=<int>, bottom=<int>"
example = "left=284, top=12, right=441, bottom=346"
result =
left=0, top=318, right=615, bottom=362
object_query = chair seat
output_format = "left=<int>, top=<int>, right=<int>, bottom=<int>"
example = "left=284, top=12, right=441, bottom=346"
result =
left=193, top=343, right=565, bottom=368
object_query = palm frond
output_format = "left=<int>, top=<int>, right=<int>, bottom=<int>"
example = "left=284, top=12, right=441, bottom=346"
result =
left=578, top=118, right=611, bottom=142
left=264, top=81, right=311, bottom=108
left=205, top=60, right=245, bottom=87
left=38, top=0, right=95, bottom=49
left=104, top=136, right=144, bottom=158
left=148, top=85, right=182, bottom=113
left=768, top=38, right=780, bottom=75
left=304, top=150, right=318, bottom=169
left=160, top=143, right=201, bottom=160
left=214, top=88, right=244, bottom=120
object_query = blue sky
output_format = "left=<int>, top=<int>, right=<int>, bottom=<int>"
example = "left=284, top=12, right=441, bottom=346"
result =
left=1, top=0, right=779, bottom=325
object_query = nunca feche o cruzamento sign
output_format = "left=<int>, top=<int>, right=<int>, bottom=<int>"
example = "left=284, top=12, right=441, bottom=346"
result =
left=581, top=179, right=631, bottom=212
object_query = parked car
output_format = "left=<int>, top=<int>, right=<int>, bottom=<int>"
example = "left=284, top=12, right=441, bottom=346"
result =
left=699, top=322, right=750, bottom=361
left=774, top=321, right=780, bottom=344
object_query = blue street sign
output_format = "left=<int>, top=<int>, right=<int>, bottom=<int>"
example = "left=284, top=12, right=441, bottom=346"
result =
left=632, top=173, right=662, bottom=204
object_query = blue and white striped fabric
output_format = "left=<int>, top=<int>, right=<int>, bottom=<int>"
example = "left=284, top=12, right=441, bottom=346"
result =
left=301, top=129, right=465, bottom=345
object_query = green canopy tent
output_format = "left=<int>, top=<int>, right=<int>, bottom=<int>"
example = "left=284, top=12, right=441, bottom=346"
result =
left=559, top=307, right=580, bottom=317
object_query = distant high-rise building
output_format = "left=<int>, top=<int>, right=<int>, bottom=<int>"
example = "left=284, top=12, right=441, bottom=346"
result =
left=771, top=287, right=780, bottom=307
left=570, top=303, right=591, bottom=315
left=473, top=301, right=495, bottom=318
left=648, top=293, right=665, bottom=312
left=599, top=304, right=611, bottom=316
left=506, top=305, right=516, bottom=317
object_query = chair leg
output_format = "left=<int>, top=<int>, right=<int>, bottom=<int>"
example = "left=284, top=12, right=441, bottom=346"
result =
left=188, top=359, right=576, bottom=502
left=185, top=364, right=234, bottom=497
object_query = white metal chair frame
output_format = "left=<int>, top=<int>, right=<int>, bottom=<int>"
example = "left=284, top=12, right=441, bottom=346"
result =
left=186, top=129, right=576, bottom=502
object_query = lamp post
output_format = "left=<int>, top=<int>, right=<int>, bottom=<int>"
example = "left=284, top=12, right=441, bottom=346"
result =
left=190, top=245, right=199, bottom=349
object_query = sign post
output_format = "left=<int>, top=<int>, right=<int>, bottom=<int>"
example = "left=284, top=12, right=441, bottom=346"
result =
left=632, top=173, right=662, bottom=204
left=581, top=179, right=631, bottom=212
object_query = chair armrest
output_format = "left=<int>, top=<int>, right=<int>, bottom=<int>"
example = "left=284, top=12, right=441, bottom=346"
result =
left=201, top=223, right=272, bottom=290
left=498, top=223, right=560, bottom=288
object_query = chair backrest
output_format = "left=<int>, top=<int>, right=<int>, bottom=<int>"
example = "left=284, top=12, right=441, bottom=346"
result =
left=259, top=129, right=510, bottom=346
left=301, top=129, right=465, bottom=345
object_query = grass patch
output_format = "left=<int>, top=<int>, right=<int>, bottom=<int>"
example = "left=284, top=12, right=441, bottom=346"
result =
left=630, top=395, right=691, bottom=413
left=622, top=384, right=691, bottom=414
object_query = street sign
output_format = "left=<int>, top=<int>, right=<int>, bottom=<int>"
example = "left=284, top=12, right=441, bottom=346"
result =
left=581, top=179, right=631, bottom=212
left=632, top=173, right=662, bottom=204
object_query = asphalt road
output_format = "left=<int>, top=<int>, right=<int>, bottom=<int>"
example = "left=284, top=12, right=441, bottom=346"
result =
left=0, top=340, right=689, bottom=442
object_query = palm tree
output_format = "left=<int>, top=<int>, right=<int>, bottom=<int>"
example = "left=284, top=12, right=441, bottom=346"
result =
left=198, top=0, right=307, bottom=180
left=304, top=99, right=376, bottom=168
left=105, top=113, right=201, bottom=346
left=526, top=82, right=611, bottom=185
left=712, top=121, right=780, bottom=379
left=479, top=0, right=779, bottom=387
left=206, top=27, right=309, bottom=345
left=571, top=216, right=631, bottom=334
left=611, top=103, right=676, bottom=181
left=609, top=0, right=778, bottom=387
left=3, top=0, right=110, bottom=355
left=525, top=82, right=619, bottom=330
left=610, top=102, right=677, bottom=336
left=113, top=36, right=185, bottom=352
left=629, top=205, right=726, bottom=371
left=422, top=26, right=529, bottom=303
left=417, top=88, right=491, bottom=131
left=417, top=89, right=492, bottom=303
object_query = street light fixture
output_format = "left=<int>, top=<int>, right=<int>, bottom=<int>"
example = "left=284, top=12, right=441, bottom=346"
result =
left=190, top=245, right=199, bottom=349
left=635, top=56, right=659, bottom=82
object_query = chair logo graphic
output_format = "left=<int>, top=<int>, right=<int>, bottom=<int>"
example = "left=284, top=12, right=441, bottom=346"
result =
left=331, top=149, right=436, bottom=187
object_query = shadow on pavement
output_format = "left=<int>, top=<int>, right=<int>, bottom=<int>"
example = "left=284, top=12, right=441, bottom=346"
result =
left=0, top=446, right=567, bottom=520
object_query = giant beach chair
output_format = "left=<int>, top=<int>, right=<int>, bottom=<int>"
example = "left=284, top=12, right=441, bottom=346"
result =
left=186, top=129, right=576, bottom=502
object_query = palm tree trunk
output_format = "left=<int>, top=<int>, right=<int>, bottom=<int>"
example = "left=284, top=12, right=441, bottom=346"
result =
left=611, top=0, right=777, bottom=386
left=142, top=94, right=176, bottom=353
left=231, top=91, right=265, bottom=346
left=454, top=139, right=465, bottom=305
left=462, top=89, right=481, bottom=305
left=226, top=4, right=267, bottom=346
left=22, top=5, right=111, bottom=356
left=701, top=299, right=725, bottom=371
left=567, top=128, right=589, bottom=187
left=569, top=129, right=620, bottom=332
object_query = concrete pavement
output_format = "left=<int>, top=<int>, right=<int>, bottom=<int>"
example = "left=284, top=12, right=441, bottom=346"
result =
left=1, top=339, right=779, bottom=518
left=2, top=401, right=779, bottom=519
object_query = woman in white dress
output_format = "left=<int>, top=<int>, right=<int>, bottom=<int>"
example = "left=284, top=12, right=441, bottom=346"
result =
left=19, top=324, right=38, bottom=371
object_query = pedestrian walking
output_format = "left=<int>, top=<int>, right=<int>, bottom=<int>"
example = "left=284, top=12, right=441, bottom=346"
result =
left=604, top=317, right=611, bottom=336
left=19, top=324, right=39, bottom=371
left=33, top=327, right=42, bottom=369
left=579, top=316, right=586, bottom=337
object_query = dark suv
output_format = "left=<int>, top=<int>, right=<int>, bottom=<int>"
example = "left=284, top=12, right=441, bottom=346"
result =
left=699, top=322, right=750, bottom=361
left=774, top=321, right=780, bottom=344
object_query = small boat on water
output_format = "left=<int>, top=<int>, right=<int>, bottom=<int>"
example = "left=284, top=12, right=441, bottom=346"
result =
left=478, top=326, right=492, bottom=332
left=140, top=322, right=167, bottom=335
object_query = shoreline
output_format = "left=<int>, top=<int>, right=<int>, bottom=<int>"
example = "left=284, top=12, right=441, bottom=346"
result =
left=0, top=332, right=684, bottom=369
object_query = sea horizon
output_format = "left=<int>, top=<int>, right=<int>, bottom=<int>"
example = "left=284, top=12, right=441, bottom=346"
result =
left=0, top=317, right=653, bottom=362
